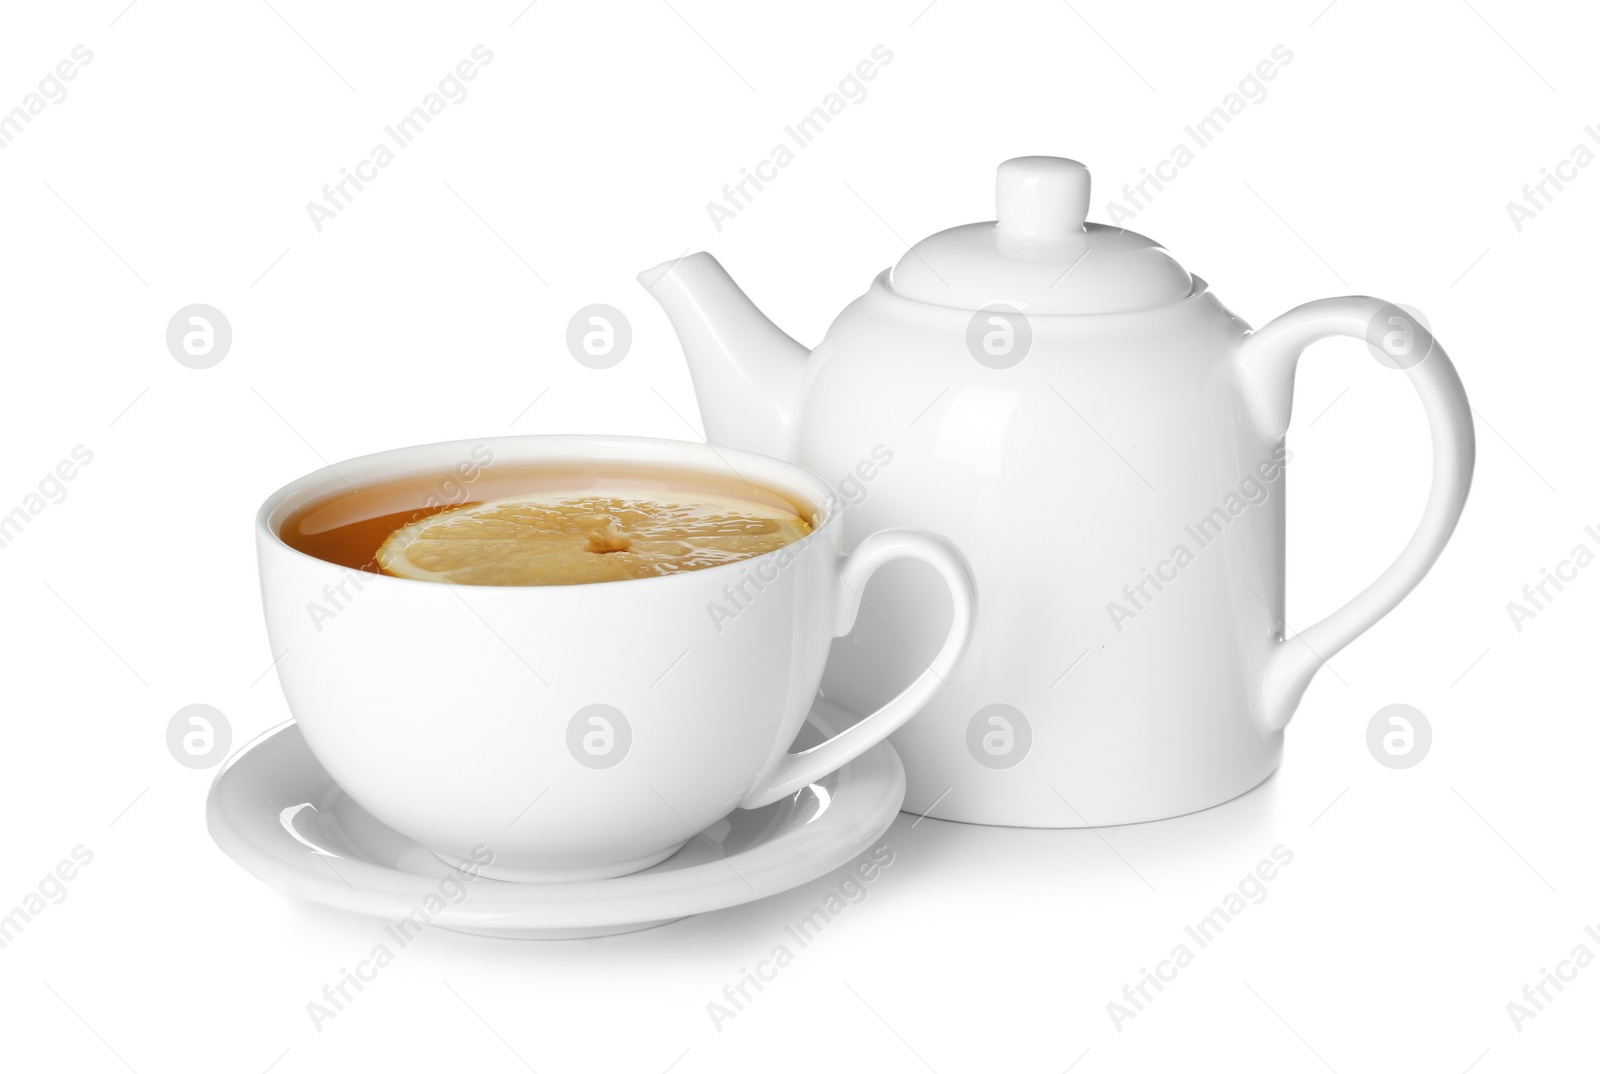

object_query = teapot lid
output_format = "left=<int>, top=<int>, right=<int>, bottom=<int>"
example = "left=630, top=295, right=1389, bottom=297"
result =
left=887, top=157, right=1194, bottom=315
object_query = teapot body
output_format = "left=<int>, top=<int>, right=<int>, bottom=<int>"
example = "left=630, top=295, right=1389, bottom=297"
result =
left=643, top=157, right=1472, bottom=829
left=797, top=275, right=1285, bottom=825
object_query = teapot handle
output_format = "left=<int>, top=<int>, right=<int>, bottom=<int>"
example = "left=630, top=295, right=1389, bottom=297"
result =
left=1232, top=297, right=1475, bottom=734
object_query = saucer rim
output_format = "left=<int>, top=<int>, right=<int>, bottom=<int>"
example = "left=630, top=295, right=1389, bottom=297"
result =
left=207, top=701, right=905, bottom=932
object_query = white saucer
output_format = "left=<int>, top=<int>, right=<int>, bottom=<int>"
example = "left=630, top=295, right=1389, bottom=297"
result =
left=207, top=699, right=905, bottom=939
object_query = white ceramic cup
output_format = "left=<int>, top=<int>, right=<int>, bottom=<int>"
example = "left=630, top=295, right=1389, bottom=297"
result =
left=256, top=434, right=975, bottom=881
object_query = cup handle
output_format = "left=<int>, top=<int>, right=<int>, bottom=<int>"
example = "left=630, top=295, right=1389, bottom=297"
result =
left=738, top=529, right=977, bottom=809
left=1232, top=296, right=1476, bottom=735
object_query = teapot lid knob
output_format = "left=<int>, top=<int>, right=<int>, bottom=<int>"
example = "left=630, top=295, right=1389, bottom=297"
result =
left=886, top=155, right=1193, bottom=314
left=996, top=156, right=1090, bottom=242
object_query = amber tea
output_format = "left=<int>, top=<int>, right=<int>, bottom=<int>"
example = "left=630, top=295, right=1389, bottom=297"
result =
left=278, top=456, right=815, bottom=586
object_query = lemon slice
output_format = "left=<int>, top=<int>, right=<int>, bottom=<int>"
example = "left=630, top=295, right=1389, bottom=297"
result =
left=375, top=489, right=812, bottom=586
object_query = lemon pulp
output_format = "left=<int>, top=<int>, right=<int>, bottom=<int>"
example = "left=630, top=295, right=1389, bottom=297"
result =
left=375, top=490, right=812, bottom=586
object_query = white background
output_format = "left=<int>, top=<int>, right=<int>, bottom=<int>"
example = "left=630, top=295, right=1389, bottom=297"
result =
left=0, top=0, right=1594, bottom=1070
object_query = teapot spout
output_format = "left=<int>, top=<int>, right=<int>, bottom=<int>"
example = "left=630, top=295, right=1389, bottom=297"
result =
left=637, top=252, right=809, bottom=461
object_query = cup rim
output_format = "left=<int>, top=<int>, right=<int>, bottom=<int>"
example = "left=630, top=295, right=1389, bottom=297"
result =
left=255, top=433, right=840, bottom=589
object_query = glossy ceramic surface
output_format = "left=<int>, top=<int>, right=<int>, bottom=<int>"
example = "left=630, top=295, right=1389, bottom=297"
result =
left=207, top=702, right=905, bottom=939
left=641, top=157, right=1475, bottom=828
left=256, top=435, right=973, bottom=879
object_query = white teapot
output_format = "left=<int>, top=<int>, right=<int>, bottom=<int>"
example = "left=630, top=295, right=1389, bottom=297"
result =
left=639, top=156, right=1474, bottom=827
